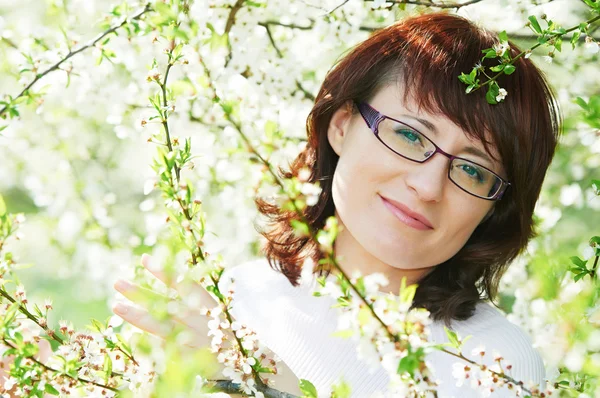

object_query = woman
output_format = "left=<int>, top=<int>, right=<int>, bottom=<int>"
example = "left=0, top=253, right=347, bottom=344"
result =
left=113, top=11, right=560, bottom=397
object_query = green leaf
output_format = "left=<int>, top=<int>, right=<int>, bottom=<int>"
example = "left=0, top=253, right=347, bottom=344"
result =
left=104, top=354, right=112, bottom=384
left=116, top=334, right=133, bottom=357
left=490, top=65, right=505, bottom=72
left=498, top=30, right=508, bottom=42
left=205, top=285, right=225, bottom=301
left=23, top=342, right=39, bottom=357
left=528, top=16, right=543, bottom=34
left=299, top=379, right=318, bottom=398
left=44, top=384, right=60, bottom=395
left=574, top=272, right=587, bottom=282
left=503, top=65, right=516, bottom=75
left=554, top=38, right=562, bottom=52
left=458, top=72, right=472, bottom=85
left=570, top=30, right=581, bottom=49
left=592, top=179, right=600, bottom=195
left=482, top=48, right=497, bottom=59
left=485, top=83, right=499, bottom=105
left=570, top=256, right=588, bottom=269
left=397, top=353, right=419, bottom=377
left=290, top=219, right=310, bottom=237
left=590, top=236, right=600, bottom=246
left=444, top=326, right=460, bottom=349
left=331, top=380, right=351, bottom=398
left=89, top=318, right=104, bottom=333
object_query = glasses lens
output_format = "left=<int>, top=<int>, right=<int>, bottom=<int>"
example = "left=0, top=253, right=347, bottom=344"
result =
left=377, top=118, right=436, bottom=161
left=449, top=158, right=502, bottom=198
left=377, top=117, right=502, bottom=199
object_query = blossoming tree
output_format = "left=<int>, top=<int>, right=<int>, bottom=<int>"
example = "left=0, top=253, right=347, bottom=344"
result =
left=0, top=0, right=599, bottom=397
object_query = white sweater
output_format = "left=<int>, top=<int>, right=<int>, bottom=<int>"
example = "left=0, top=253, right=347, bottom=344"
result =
left=218, top=258, right=546, bottom=397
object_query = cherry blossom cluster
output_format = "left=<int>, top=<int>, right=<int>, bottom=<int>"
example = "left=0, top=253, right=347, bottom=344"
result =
left=314, top=270, right=439, bottom=396
left=201, top=283, right=280, bottom=398
left=451, top=345, right=556, bottom=397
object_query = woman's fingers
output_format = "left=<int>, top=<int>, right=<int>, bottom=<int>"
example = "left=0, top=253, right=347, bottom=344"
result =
left=114, top=279, right=212, bottom=336
left=140, top=254, right=173, bottom=288
left=112, top=301, right=172, bottom=338
left=114, top=279, right=167, bottom=305
left=111, top=302, right=212, bottom=349
left=140, top=254, right=218, bottom=306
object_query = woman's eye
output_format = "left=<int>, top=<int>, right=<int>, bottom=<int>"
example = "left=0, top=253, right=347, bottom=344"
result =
left=395, top=129, right=422, bottom=144
left=460, top=164, right=484, bottom=182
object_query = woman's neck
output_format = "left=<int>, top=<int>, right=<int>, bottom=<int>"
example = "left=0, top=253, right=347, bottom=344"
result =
left=332, top=213, right=434, bottom=296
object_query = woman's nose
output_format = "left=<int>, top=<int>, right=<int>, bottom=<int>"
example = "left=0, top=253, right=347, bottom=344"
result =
left=403, top=154, right=449, bottom=202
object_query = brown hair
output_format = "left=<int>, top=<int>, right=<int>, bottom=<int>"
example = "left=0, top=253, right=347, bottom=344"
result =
left=255, top=11, right=561, bottom=325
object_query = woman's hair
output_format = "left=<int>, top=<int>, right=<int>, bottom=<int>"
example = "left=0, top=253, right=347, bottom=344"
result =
left=255, top=11, right=561, bottom=325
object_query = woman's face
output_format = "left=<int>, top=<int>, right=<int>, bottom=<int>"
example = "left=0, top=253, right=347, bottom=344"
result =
left=327, top=83, right=503, bottom=272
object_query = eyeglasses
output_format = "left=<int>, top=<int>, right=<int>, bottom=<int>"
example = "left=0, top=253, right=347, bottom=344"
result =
left=355, top=101, right=510, bottom=201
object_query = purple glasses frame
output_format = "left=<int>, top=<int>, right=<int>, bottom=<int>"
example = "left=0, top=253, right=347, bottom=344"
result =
left=354, top=101, right=511, bottom=201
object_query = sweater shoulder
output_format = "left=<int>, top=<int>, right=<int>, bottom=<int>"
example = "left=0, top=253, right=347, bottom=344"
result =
left=429, top=301, right=546, bottom=393
left=218, top=257, right=296, bottom=302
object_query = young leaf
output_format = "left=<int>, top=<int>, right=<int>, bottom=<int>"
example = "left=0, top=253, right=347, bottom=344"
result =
left=528, top=16, right=543, bottom=34
left=570, top=256, right=588, bottom=269
left=498, top=30, right=508, bottom=42
left=574, top=272, right=588, bottom=282
left=503, top=65, right=516, bottom=75
left=444, top=326, right=460, bottom=350
left=331, top=380, right=351, bottom=398
left=592, top=179, right=600, bottom=195
left=486, top=86, right=498, bottom=105
left=299, top=379, right=318, bottom=398
left=45, top=384, right=60, bottom=395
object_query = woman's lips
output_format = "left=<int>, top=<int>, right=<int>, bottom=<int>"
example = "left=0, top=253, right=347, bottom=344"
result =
left=379, top=195, right=433, bottom=231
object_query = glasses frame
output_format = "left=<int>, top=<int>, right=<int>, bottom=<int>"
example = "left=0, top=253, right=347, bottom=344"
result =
left=354, top=101, right=511, bottom=201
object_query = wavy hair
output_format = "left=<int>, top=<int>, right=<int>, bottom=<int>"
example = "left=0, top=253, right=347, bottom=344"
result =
left=255, top=11, right=561, bottom=325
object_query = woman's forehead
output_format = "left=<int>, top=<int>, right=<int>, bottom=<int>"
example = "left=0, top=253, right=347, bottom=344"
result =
left=372, top=83, right=504, bottom=166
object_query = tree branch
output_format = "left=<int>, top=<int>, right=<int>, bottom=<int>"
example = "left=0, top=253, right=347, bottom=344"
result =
left=210, top=379, right=299, bottom=397
left=0, top=2, right=153, bottom=119
left=1, top=338, right=120, bottom=393
left=258, top=22, right=315, bottom=101
left=367, top=0, right=485, bottom=8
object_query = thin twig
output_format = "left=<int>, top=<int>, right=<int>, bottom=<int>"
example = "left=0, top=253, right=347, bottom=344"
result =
left=1, top=338, right=120, bottom=392
left=0, top=2, right=152, bottom=119
left=259, top=23, right=315, bottom=101
left=369, top=0, right=485, bottom=8
left=470, top=13, right=600, bottom=94
left=327, top=0, right=351, bottom=14
left=224, top=0, right=247, bottom=67
left=0, top=288, right=63, bottom=345
left=211, top=379, right=299, bottom=397
left=155, top=47, right=274, bottom=393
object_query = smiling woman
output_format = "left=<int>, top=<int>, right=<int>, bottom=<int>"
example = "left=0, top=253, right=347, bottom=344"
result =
left=113, top=9, right=561, bottom=398
left=247, top=9, right=559, bottom=396
left=257, top=10, right=561, bottom=324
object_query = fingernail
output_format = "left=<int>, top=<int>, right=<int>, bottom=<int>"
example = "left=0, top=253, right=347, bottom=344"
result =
left=114, top=302, right=129, bottom=315
left=114, top=279, right=131, bottom=291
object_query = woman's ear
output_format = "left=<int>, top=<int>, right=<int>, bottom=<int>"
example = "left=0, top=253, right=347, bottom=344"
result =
left=327, top=101, right=354, bottom=157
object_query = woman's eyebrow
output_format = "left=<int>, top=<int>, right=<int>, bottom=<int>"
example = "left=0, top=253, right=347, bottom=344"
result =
left=399, top=113, right=493, bottom=164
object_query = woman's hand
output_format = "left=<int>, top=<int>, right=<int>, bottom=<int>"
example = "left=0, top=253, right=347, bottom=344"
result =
left=112, top=254, right=220, bottom=350
left=112, top=254, right=302, bottom=396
